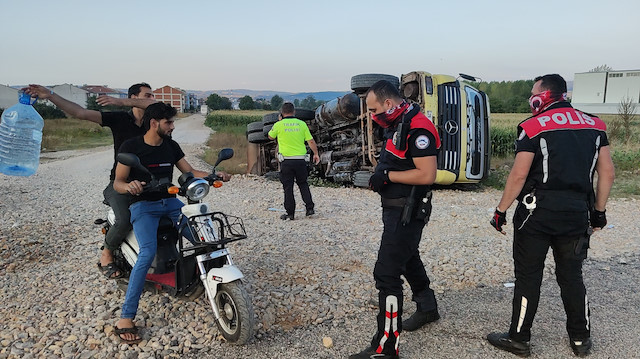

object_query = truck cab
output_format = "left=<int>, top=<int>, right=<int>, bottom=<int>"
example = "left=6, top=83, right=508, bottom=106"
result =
left=401, top=71, right=491, bottom=184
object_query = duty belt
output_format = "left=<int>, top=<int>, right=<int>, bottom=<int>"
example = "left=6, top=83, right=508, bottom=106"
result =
left=381, top=197, right=407, bottom=207
left=534, top=189, right=587, bottom=200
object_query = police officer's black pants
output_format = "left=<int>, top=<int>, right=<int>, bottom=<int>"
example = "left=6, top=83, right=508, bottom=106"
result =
left=103, top=180, right=133, bottom=251
left=370, top=206, right=437, bottom=355
left=279, top=159, right=314, bottom=216
left=509, top=217, right=590, bottom=342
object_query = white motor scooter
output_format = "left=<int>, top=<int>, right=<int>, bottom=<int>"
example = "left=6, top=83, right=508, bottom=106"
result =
left=95, top=148, right=254, bottom=344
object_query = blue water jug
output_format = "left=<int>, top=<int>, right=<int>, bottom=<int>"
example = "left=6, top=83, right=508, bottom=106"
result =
left=0, top=91, right=44, bottom=176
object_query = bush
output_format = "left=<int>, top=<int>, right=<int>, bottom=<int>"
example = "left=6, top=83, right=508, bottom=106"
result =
left=611, top=149, right=640, bottom=172
left=33, top=102, right=66, bottom=119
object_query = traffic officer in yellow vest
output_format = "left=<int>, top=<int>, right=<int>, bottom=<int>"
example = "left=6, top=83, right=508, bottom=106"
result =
left=487, top=74, right=615, bottom=357
left=268, top=102, right=320, bottom=220
left=350, top=80, right=441, bottom=359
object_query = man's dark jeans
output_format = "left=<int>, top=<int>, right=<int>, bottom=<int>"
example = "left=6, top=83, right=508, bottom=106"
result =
left=102, top=180, right=133, bottom=251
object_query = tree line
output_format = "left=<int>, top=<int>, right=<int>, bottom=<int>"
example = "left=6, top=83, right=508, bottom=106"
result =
left=468, top=79, right=536, bottom=113
left=205, top=93, right=326, bottom=111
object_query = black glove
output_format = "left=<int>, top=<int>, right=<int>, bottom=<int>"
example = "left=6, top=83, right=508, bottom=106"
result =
left=369, top=169, right=390, bottom=192
left=490, top=208, right=507, bottom=233
left=591, top=209, right=607, bottom=229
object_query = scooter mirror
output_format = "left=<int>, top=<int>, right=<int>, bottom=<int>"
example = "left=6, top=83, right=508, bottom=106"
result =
left=117, top=153, right=152, bottom=176
left=214, top=148, right=234, bottom=167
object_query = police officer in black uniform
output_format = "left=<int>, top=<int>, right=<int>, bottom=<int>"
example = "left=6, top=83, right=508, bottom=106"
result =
left=487, top=74, right=615, bottom=357
left=350, top=80, right=441, bottom=359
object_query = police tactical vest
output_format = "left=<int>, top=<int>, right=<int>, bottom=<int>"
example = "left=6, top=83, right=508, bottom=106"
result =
left=378, top=107, right=441, bottom=198
left=517, top=104, right=607, bottom=207
left=380, top=108, right=441, bottom=172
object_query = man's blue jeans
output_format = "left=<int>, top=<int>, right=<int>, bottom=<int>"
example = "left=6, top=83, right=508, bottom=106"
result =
left=121, top=198, right=183, bottom=319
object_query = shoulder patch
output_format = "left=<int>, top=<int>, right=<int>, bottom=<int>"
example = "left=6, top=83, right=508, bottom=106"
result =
left=415, top=135, right=430, bottom=150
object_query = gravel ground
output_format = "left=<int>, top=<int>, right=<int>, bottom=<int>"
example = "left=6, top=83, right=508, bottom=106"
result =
left=0, top=114, right=638, bottom=358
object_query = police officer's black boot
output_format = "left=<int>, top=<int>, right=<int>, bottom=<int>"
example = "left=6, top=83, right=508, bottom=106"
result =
left=487, top=332, right=531, bottom=357
left=570, top=337, right=592, bottom=357
left=280, top=213, right=294, bottom=220
left=348, top=346, right=398, bottom=359
left=402, top=309, right=440, bottom=331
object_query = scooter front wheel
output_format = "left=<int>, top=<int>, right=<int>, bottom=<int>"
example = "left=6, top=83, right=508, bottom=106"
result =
left=213, top=281, right=254, bottom=345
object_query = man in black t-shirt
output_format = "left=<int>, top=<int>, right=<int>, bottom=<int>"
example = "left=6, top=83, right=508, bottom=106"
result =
left=25, top=83, right=156, bottom=279
left=112, top=102, right=230, bottom=344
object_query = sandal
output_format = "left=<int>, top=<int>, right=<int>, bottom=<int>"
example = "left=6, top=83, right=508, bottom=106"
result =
left=97, top=262, right=123, bottom=279
left=114, top=325, right=142, bottom=344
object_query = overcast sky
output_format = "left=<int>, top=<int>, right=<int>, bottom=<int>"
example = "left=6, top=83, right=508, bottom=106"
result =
left=2, top=0, right=638, bottom=93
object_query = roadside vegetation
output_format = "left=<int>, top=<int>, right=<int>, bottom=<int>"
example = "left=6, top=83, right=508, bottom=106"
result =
left=202, top=110, right=270, bottom=174
left=42, top=118, right=112, bottom=150
left=40, top=110, right=191, bottom=152
left=486, top=113, right=640, bottom=198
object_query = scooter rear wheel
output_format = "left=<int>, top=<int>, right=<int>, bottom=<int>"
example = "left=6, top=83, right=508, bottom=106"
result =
left=213, top=281, right=254, bottom=345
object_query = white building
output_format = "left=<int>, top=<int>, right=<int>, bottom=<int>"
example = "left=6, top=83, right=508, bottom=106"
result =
left=51, top=84, right=90, bottom=108
left=572, top=69, right=640, bottom=114
left=0, top=84, right=19, bottom=110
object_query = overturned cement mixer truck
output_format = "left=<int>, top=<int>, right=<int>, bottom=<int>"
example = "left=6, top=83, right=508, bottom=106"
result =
left=246, top=71, right=491, bottom=186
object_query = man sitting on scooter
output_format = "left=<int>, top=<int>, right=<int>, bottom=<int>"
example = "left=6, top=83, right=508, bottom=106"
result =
left=112, top=102, right=231, bottom=344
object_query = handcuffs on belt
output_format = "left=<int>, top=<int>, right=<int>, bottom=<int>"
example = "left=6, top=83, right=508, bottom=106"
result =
left=518, top=192, right=537, bottom=230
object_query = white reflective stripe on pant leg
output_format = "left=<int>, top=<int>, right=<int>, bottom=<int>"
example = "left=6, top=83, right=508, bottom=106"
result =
left=516, top=296, right=528, bottom=333
left=589, top=136, right=601, bottom=181
left=377, top=295, right=399, bottom=354
left=540, top=138, right=549, bottom=183
left=585, top=294, right=590, bottom=330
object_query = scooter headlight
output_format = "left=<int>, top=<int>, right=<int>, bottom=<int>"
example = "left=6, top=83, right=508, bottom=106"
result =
left=185, top=178, right=210, bottom=201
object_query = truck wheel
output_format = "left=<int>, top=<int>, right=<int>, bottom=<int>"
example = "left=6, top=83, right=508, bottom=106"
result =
left=295, top=108, right=315, bottom=120
left=353, top=171, right=373, bottom=188
left=262, top=112, right=279, bottom=125
left=248, top=131, right=269, bottom=144
left=263, top=124, right=273, bottom=137
left=213, top=281, right=255, bottom=345
left=246, top=121, right=263, bottom=133
left=351, top=74, right=400, bottom=94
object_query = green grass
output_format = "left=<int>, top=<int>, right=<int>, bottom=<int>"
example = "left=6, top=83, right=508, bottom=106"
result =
left=42, top=118, right=112, bottom=151
left=202, top=110, right=272, bottom=174
left=486, top=113, right=640, bottom=198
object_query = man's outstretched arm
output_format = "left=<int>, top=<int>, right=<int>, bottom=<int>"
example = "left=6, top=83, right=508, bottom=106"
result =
left=96, top=95, right=156, bottom=109
left=24, top=84, right=103, bottom=124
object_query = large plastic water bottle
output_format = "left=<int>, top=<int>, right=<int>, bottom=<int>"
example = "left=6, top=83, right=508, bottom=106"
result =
left=0, top=91, right=44, bottom=176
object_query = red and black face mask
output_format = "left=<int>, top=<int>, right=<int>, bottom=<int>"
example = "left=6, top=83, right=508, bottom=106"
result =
left=371, top=101, right=410, bottom=128
left=528, top=90, right=568, bottom=115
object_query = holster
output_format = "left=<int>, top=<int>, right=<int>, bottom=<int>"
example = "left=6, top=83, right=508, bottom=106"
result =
left=400, top=186, right=423, bottom=226
left=574, top=227, right=593, bottom=259
left=415, top=191, right=433, bottom=225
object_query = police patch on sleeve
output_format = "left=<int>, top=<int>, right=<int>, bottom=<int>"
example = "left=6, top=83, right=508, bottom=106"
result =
left=415, top=135, right=430, bottom=150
